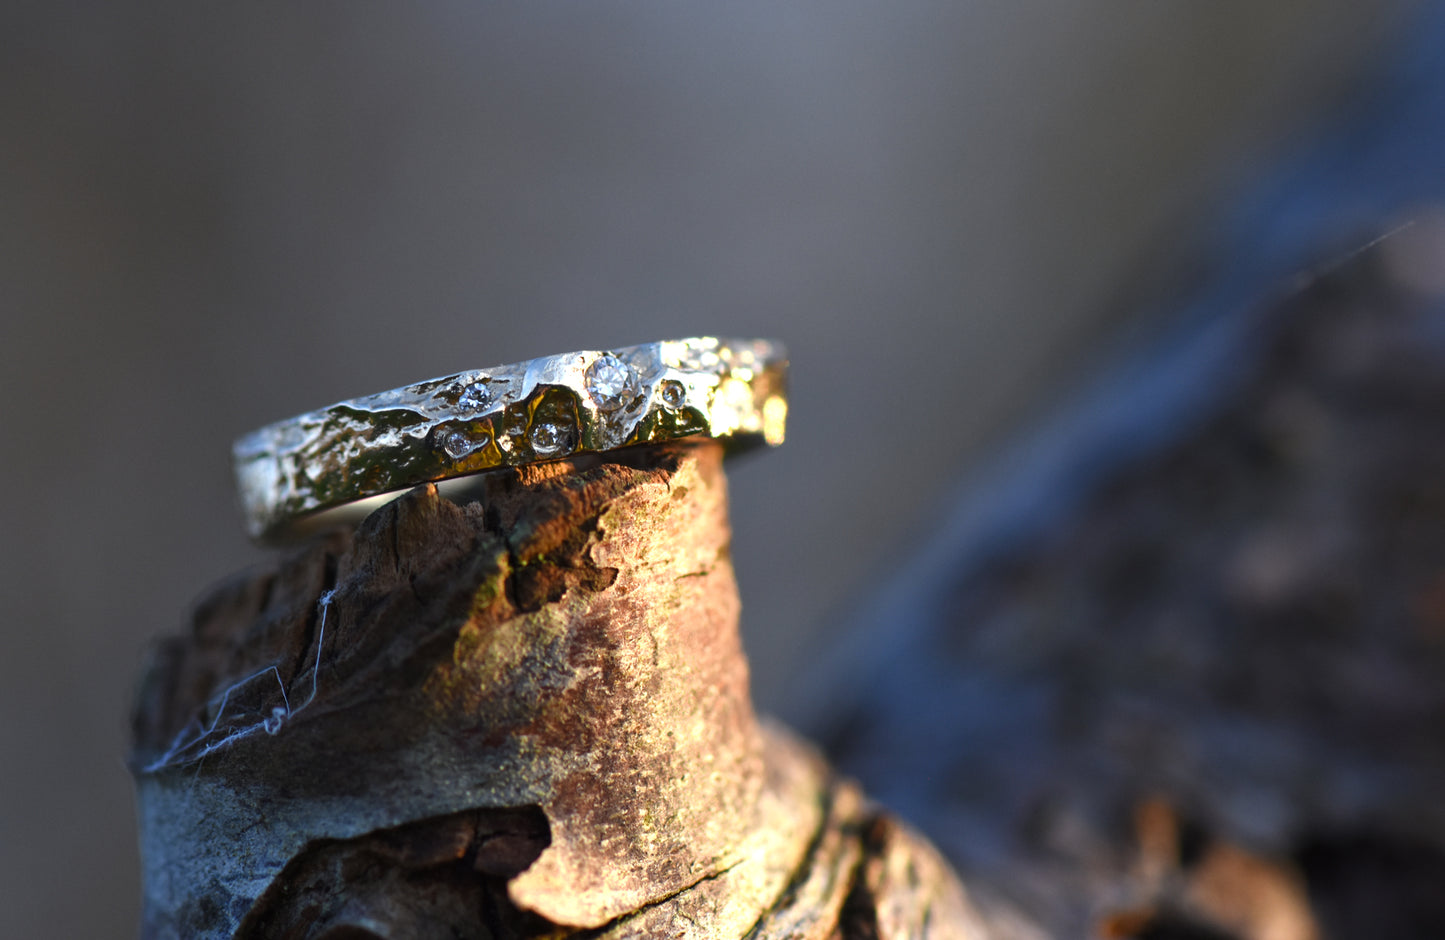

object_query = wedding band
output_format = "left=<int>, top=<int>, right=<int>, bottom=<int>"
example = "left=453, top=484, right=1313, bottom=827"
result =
left=233, top=337, right=788, bottom=542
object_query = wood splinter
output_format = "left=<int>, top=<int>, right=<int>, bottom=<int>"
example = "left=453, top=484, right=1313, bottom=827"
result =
left=130, top=442, right=988, bottom=939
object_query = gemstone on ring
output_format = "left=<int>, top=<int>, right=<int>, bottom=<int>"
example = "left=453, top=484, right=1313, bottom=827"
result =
left=584, top=354, right=639, bottom=412
left=437, top=427, right=489, bottom=460
left=529, top=419, right=576, bottom=457
left=659, top=380, right=686, bottom=410
left=455, top=381, right=492, bottom=415
left=232, top=337, right=788, bottom=542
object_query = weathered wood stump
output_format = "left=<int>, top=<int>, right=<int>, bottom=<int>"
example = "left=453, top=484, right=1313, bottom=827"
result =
left=130, top=442, right=986, bottom=939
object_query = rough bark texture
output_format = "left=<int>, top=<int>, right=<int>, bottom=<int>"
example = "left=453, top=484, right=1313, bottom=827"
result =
left=130, top=442, right=986, bottom=939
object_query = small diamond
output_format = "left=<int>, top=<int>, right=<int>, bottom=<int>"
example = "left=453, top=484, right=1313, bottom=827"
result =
left=584, top=354, right=639, bottom=412
left=456, top=381, right=492, bottom=415
left=438, top=428, right=488, bottom=460
left=530, top=420, right=575, bottom=457
left=659, top=380, right=686, bottom=409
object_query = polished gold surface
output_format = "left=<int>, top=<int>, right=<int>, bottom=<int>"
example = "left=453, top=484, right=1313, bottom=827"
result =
left=233, top=337, right=787, bottom=542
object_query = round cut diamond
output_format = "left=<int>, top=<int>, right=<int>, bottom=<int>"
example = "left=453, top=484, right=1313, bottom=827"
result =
left=530, top=420, right=575, bottom=457
left=437, top=428, right=488, bottom=460
left=659, top=380, right=686, bottom=409
left=584, top=354, right=638, bottom=412
left=456, top=381, right=492, bottom=415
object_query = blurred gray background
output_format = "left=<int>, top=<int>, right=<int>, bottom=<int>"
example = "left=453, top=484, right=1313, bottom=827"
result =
left=0, top=3, right=1415, bottom=936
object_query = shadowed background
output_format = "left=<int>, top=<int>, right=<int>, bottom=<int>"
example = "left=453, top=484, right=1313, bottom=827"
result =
left=0, top=3, right=1415, bottom=936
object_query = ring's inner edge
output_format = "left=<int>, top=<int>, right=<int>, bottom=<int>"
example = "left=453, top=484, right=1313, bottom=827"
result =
left=258, top=439, right=751, bottom=546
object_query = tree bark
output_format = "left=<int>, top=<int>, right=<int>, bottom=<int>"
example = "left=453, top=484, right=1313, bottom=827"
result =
left=130, top=442, right=987, bottom=939
left=801, top=244, right=1445, bottom=940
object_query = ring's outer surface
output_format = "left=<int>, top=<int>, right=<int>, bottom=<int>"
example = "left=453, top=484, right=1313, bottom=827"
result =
left=233, top=337, right=787, bottom=542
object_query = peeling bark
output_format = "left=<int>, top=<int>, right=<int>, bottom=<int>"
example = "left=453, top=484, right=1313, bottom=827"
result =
left=131, top=442, right=988, bottom=939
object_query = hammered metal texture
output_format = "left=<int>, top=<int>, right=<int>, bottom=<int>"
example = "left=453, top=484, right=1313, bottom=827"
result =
left=233, top=337, right=788, bottom=541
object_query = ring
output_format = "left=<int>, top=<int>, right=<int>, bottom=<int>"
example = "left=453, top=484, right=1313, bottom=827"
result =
left=233, top=337, right=788, bottom=542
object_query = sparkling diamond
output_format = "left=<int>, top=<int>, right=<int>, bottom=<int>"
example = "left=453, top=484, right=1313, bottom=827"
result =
left=456, top=381, right=492, bottom=414
left=584, top=354, right=638, bottom=412
left=530, top=420, right=575, bottom=457
left=659, top=379, right=686, bottom=409
left=438, top=428, right=488, bottom=460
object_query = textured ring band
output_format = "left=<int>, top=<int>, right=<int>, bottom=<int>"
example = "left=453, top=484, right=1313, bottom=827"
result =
left=233, top=337, right=788, bottom=542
